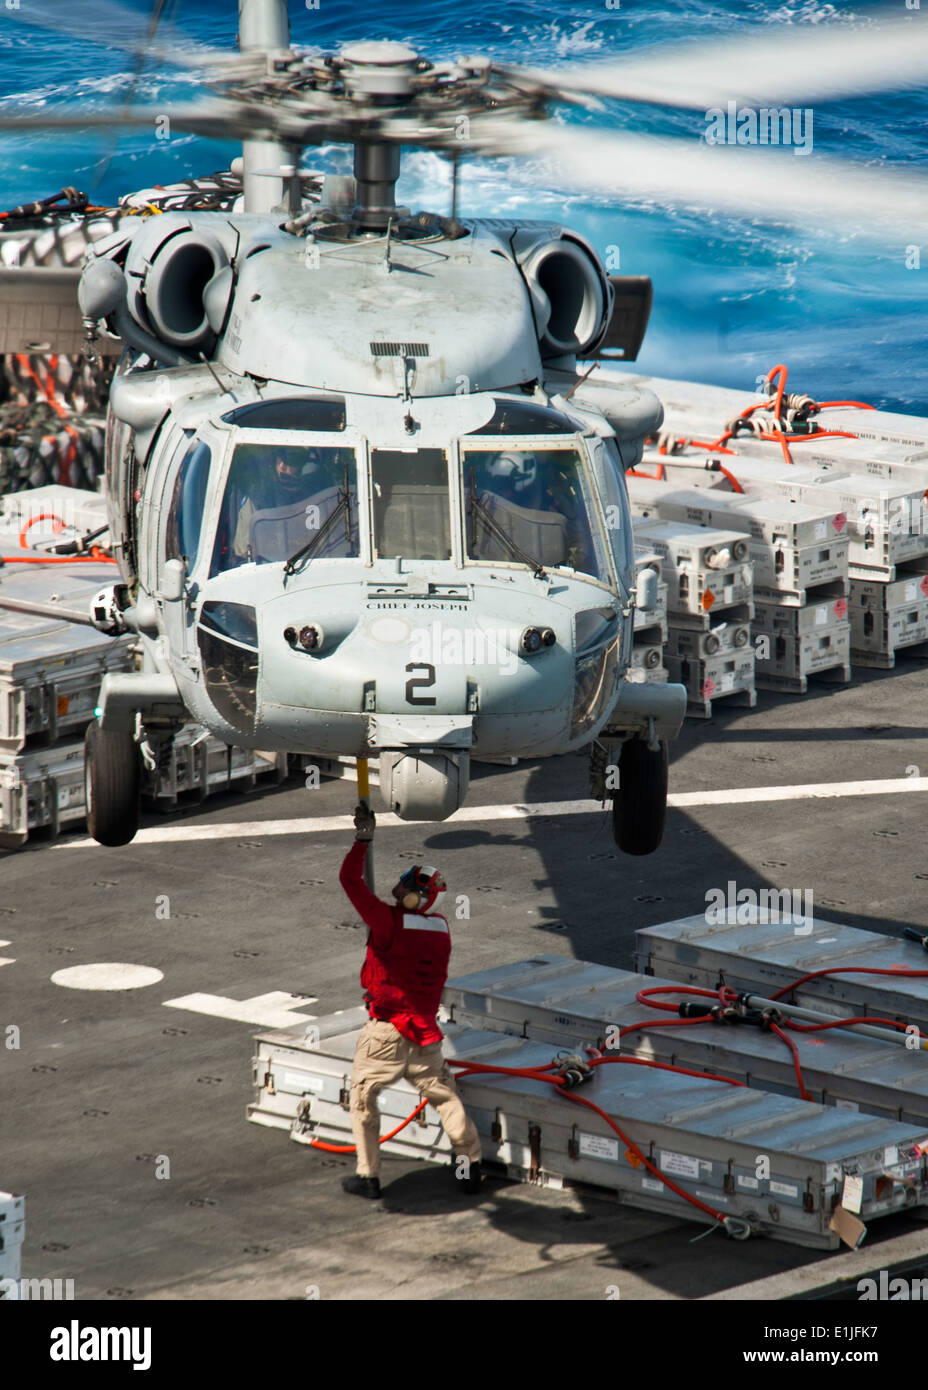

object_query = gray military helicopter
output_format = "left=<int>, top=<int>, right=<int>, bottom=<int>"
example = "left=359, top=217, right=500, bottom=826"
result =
left=2, top=1, right=925, bottom=851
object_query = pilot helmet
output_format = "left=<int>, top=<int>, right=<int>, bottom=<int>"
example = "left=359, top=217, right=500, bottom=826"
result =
left=488, top=451, right=538, bottom=495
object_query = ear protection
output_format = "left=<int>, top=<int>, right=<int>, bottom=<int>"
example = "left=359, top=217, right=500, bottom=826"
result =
left=394, top=865, right=446, bottom=914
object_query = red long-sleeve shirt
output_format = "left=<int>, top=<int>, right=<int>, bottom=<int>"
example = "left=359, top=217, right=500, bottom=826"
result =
left=339, top=841, right=450, bottom=1046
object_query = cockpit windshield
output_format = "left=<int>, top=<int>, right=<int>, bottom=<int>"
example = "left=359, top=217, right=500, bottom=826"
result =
left=211, top=441, right=358, bottom=575
left=462, top=445, right=611, bottom=584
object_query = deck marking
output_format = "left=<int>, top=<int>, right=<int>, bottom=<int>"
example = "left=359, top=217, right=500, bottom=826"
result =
left=0, top=940, right=13, bottom=968
left=51, top=963, right=164, bottom=990
left=51, top=775, right=928, bottom=848
left=162, top=990, right=318, bottom=1028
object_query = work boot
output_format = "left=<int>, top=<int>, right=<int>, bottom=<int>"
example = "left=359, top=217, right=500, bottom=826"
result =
left=342, top=1174, right=381, bottom=1199
left=455, top=1160, right=483, bottom=1195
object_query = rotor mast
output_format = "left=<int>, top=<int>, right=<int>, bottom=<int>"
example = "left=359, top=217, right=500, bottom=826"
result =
left=238, top=0, right=297, bottom=214
left=340, top=42, right=420, bottom=231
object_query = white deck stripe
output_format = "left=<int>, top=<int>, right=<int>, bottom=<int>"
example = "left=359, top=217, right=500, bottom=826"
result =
left=52, top=776, right=928, bottom=848
left=700, top=1227, right=928, bottom=1301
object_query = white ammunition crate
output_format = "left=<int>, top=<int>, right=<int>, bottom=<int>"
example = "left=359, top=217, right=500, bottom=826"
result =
left=668, top=618, right=752, bottom=660
left=0, top=484, right=110, bottom=551
left=0, top=1219, right=24, bottom=1252
left=629, top=642, right=667, bottom=680
left=635, top=912, right=928, bottom=1034
left=631, top=518, right=754, bottom=627
left=751, top=597, right=852, bottom=690
left=0, top=1247, right=21, bottom=1287
left=849, top=573, right=928, bottom=669
left=443, top=955, right=928, bottom=1128
left=754, top=625, right=851, bottom=693
left=251, top=1011, right=928, bottom=1249
left=695, top=460, right=928, bottom=578
left=0, top=616, right=136, bottom=752
left=0, top=740, right=86, bottom=847
left=665, top=649, right=756, bottom=718
left=0, top=1193, right=24, bottom=1223
left=628, top=478, right=850, bottom=602
left=708, top=409, right=928, bottom=487
left=150, top=724, right=288, bottom=805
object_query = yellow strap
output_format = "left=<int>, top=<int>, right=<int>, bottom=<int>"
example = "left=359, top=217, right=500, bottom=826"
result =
left=356, top=757, right=370, bottom=800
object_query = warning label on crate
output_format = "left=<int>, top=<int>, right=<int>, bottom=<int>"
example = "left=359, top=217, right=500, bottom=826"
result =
left=833, top=513, right=847, bottom=533
left=282, top=1071, right=325, bottom=1094
left=769, top=1180, right=799, bottom=1199
left=642, top=1177, right=663, bottom=1193
left=579, top=1132, right=620, bottom=1162
left=737, top=1175, right=759, bottom=1191
left=834, top=598, right=848, bottom=619
left=659, top=1149, right=701, bottom=1179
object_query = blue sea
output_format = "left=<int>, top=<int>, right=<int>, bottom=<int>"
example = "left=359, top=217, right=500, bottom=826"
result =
left=1, top=0, right=926, bottom=414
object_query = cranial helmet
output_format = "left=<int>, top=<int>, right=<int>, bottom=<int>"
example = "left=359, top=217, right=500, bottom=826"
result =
left=393, top=864, right=447, bottom=913
left=487, top=451, right=538, bottom=495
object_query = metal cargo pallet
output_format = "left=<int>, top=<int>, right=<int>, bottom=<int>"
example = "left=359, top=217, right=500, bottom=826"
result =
left=627, top=478, right=850, bottom=600
left=631, top=518, right=754, bottom=628
left=0, top=483, right=110, bottom=550
left=665, top=650, right=756, bottom=718
left=442, top=955, right=928, bottom=1126
left=249, top=1012, right=928, bottom=1248
left=0, top=739, right=88, bottom=847
left=848, top=573, right=928, bottom=669
left=0, top=611, right=136, bottom=752
left=634, top=912, right=928, bottom=1034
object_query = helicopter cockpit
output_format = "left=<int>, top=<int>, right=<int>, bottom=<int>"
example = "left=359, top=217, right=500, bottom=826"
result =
left=163, top=395, right=626, bottom=592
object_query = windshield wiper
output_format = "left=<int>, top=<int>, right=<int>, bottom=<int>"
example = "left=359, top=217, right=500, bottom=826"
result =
left=467, top=469, right=548, bottom=580
left=284, top=463, right=354, bottom=576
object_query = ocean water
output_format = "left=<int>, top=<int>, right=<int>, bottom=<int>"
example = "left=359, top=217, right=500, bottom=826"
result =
left=1, top=0, right=926, bottom=414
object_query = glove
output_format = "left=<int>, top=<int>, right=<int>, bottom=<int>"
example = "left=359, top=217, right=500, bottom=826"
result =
left=353, top=804, right=376, bottom=842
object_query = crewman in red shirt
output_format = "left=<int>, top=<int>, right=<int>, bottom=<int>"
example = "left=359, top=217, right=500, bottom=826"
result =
left=339, top=804, right=483, bottom=1199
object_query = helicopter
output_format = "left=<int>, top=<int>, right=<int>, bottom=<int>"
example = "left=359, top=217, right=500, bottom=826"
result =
left=1, top=1, right=926, bottom=852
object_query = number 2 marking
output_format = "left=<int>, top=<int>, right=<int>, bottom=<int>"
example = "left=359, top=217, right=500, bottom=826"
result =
left=405, top=662, right=437, bottom=706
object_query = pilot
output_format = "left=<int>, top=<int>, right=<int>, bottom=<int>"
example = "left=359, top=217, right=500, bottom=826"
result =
left=338, top=805, right=483, bottom=1199
left=230, top=453, right=338, bottom=567
left=486, top=450, right=543, bottom=509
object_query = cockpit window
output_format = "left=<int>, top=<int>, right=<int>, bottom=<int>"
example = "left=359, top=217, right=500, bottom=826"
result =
left=211, top=442, right=358, bottom=574
left=220, top=397, right=346, bottom=431
left=371, top=448, right=451, bottom=561
left=462, top=445, right=611, bottom=583
left=466, top=400, right=579, bottom=434
left=165, top=438, right=211, bottom=568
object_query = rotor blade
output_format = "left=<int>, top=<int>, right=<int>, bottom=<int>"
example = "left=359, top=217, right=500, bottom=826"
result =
left=7, top=0, right=251, bottom=73
left=506, top=13, right=928, bottom=110
left=464, top=117, right=928, bottom=237
left=0, top=101, right=304, bottom=145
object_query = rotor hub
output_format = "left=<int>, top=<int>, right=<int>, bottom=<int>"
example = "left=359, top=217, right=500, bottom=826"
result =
left=338, top=42, right=422, bottom=100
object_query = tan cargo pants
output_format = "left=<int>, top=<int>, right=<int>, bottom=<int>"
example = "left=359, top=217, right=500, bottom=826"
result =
left=349, top=1019, right=482, bottom=1178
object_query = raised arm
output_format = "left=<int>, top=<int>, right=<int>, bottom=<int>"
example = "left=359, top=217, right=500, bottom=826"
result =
left=339, top=840, right=395, bottom=947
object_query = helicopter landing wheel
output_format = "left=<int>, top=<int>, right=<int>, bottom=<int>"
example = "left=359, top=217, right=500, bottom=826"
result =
left=84, top=719, right=142, bottom=847
left=611, top=736, right=668, bottom=856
